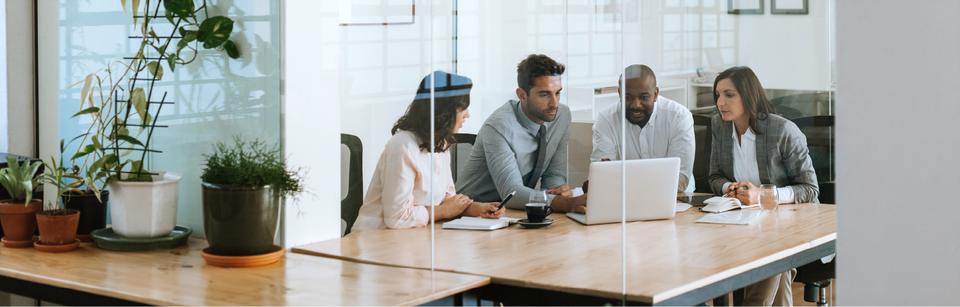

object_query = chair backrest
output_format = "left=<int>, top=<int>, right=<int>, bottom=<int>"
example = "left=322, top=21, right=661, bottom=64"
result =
left=340, top=134, right=363, bottom=235
left=691, top=114, right=714, bottom=193
left=450, top=133, right=476, bottom=186
left=791, top=116, right=835, bottom=204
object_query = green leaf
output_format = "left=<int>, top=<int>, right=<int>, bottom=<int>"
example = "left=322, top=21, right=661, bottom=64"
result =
left=72, top=106, right=100, bottom=118
left=165, top=9, right=175, bottom=24
left=79, top=74, right=93, bottom=109
left=116, top=135, right=144, bottom=147
left=177, top=30, right=198, bottom=50
left=71, top=144, right=96, bottom=161
left=91, top=135, right=102, bottom=151
left=131, top=0, right=139, bottom=21
left=130, top=87, right=148, bottom=122
left=128, top=160, right=153, bottom=182
left=166, top=53, right=177, bottom=72
left=146, top=61, right=163, bottom=80
left=163, top=0, right=195, bottom=19
left=198, top=16, right=234, bottom=49
left=223, top=40, right=240, bottom=59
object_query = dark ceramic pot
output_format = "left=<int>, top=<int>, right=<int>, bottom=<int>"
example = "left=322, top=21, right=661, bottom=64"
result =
left=202, top=183, right=281, bottom=256
left=63, top=191, right=108, bottom=242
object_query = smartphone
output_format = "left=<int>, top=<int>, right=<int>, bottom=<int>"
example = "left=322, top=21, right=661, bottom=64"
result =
left=497, top=191, right=516, bottom=210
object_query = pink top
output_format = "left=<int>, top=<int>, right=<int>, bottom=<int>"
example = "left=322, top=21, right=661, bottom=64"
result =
left=352, top=130, right=455, bottom=231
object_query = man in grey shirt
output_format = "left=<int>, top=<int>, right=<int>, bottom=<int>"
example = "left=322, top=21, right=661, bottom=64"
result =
left=457, top=54, right=586, bottom=213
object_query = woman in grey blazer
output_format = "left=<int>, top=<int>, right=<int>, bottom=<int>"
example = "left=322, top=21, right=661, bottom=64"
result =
left=707, top=66, right=819, bottom=306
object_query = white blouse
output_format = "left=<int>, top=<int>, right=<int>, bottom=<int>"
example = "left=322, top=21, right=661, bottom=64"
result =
left=725, top=124, right=795, bottom=204
left=352, top=130, right=456, bottom=231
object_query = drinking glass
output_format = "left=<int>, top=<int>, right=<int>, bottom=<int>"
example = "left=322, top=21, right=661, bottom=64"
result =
left=528, top=190, right=548, bottom=206
left=760, top=184, right=779, bottom=210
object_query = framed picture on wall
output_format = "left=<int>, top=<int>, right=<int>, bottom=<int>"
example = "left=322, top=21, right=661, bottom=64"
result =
left=339, top=0, right=415, bottom=26
left=727, top=0, right=763, bottom=15
left=772, top=0, right=809, bottom=15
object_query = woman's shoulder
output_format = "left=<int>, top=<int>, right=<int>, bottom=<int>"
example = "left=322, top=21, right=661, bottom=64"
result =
left=763, top=114, right=801, bottom=134
left=385, top=130, right=423, bottom=153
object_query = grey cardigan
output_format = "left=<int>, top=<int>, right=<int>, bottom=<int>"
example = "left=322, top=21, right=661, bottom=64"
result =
left=707, top=113, right=820, bottom=203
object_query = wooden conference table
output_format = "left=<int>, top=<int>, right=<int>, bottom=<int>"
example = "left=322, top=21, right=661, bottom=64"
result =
left=0, top=238, right=489, bottom=305
left=294, top=202, right=836, bottom=305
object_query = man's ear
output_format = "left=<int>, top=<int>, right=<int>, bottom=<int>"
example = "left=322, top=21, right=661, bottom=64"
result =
left=654, top=87, right=660, bottom=101
left=515, top=87, right=526, bottom=102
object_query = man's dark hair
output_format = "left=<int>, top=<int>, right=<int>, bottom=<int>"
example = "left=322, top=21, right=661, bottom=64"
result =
left=517, top=54, right=565, bottom=94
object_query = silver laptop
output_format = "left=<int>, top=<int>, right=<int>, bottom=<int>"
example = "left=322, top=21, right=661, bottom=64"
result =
left=567, top=158, right=680, bottom=225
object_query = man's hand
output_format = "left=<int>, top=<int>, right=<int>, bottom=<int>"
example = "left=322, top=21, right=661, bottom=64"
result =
left=546, top=184, right=573, bottom=197
left=551, top=194, right=587, bottom=214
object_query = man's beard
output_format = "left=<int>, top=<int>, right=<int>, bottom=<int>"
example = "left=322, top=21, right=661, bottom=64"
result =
left=626, top=107, right=651, bottom=127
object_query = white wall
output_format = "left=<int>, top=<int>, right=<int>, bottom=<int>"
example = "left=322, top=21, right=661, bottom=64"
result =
left=282, top=0, right=343, bottom=246
left=837, top=0, right=960, bottom=304
left=730, top=0, right=832, bottom=91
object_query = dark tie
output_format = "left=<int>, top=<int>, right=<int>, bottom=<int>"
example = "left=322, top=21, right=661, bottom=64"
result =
left=524, top=125, right=548, bottom=188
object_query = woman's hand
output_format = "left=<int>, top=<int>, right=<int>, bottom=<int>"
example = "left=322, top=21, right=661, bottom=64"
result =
left=435, top=194, right=472, bottom=220
left=463, top=202, right=504, bottom=219
left=733, top=182, right=760, bottom=205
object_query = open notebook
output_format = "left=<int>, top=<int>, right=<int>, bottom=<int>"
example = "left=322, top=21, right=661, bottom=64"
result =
left=700, top=196, right=759, bottom=213
left=442, top=217, right=518, bottom=231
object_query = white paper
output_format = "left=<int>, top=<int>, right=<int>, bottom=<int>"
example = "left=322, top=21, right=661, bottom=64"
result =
left=696, top=210, right=765, bottom=225
left=675, top=202, right=692, bottom=212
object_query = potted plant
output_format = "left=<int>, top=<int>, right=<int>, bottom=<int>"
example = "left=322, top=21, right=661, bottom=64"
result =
left=0, top=156, right=43, bottom=248
left=200, top=138, right=303, bottom=256
left=69, top=0, right=242, bottom=239
left=35, top=155, right=81, bottom=252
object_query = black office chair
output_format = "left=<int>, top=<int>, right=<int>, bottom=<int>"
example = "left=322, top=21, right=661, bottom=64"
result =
left=450, top=133, right=476, bottom=186
left=792, top=116, right=835, bottom=204
left=340, top=134, right=363, bottom=236
left=791, top=115, right=836, bottom=306
left=770, top=92, right=833, bottom=121
left=691, top=114, right=715, bottom=194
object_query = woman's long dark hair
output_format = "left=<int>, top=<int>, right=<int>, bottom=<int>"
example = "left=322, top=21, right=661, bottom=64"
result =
left=713, top=66, right=775, bottom=134
left=391, top=95, right=470, bottom=153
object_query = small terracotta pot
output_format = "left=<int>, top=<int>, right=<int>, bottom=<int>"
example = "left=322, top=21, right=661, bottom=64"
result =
left=36, top=209, right=80, bottom=246
left=0, top=200, right=42, bottom=247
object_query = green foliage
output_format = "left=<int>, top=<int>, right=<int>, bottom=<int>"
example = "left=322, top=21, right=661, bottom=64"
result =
left=62, top=0, right=244, bottom=187
left=0, top=156, right=42, bottom=205
left=201, top=137, right=304, bottom=197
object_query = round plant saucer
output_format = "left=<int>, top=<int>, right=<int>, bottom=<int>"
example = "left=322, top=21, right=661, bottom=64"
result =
left=90, top=226, right=192, bottom=251
left=34, top=240, right=80, bottom=253
left=201, top=245, right=284, bottom=268
left=1, top=237, right=35, bottom=248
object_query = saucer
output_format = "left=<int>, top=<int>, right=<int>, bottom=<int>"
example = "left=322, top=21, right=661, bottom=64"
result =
left=518, top=218, right=553, bottom=229
left=202, top=246, right=284, bottom=268
left=34, top=240, right=81, bottom=253
left=91, top=226, right=191, bottom=251
left=1, top=237, right=36, bottom=248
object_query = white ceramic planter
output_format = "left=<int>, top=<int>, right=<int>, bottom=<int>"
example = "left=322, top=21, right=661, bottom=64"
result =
left=108, top=172, right=181, bottom=238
